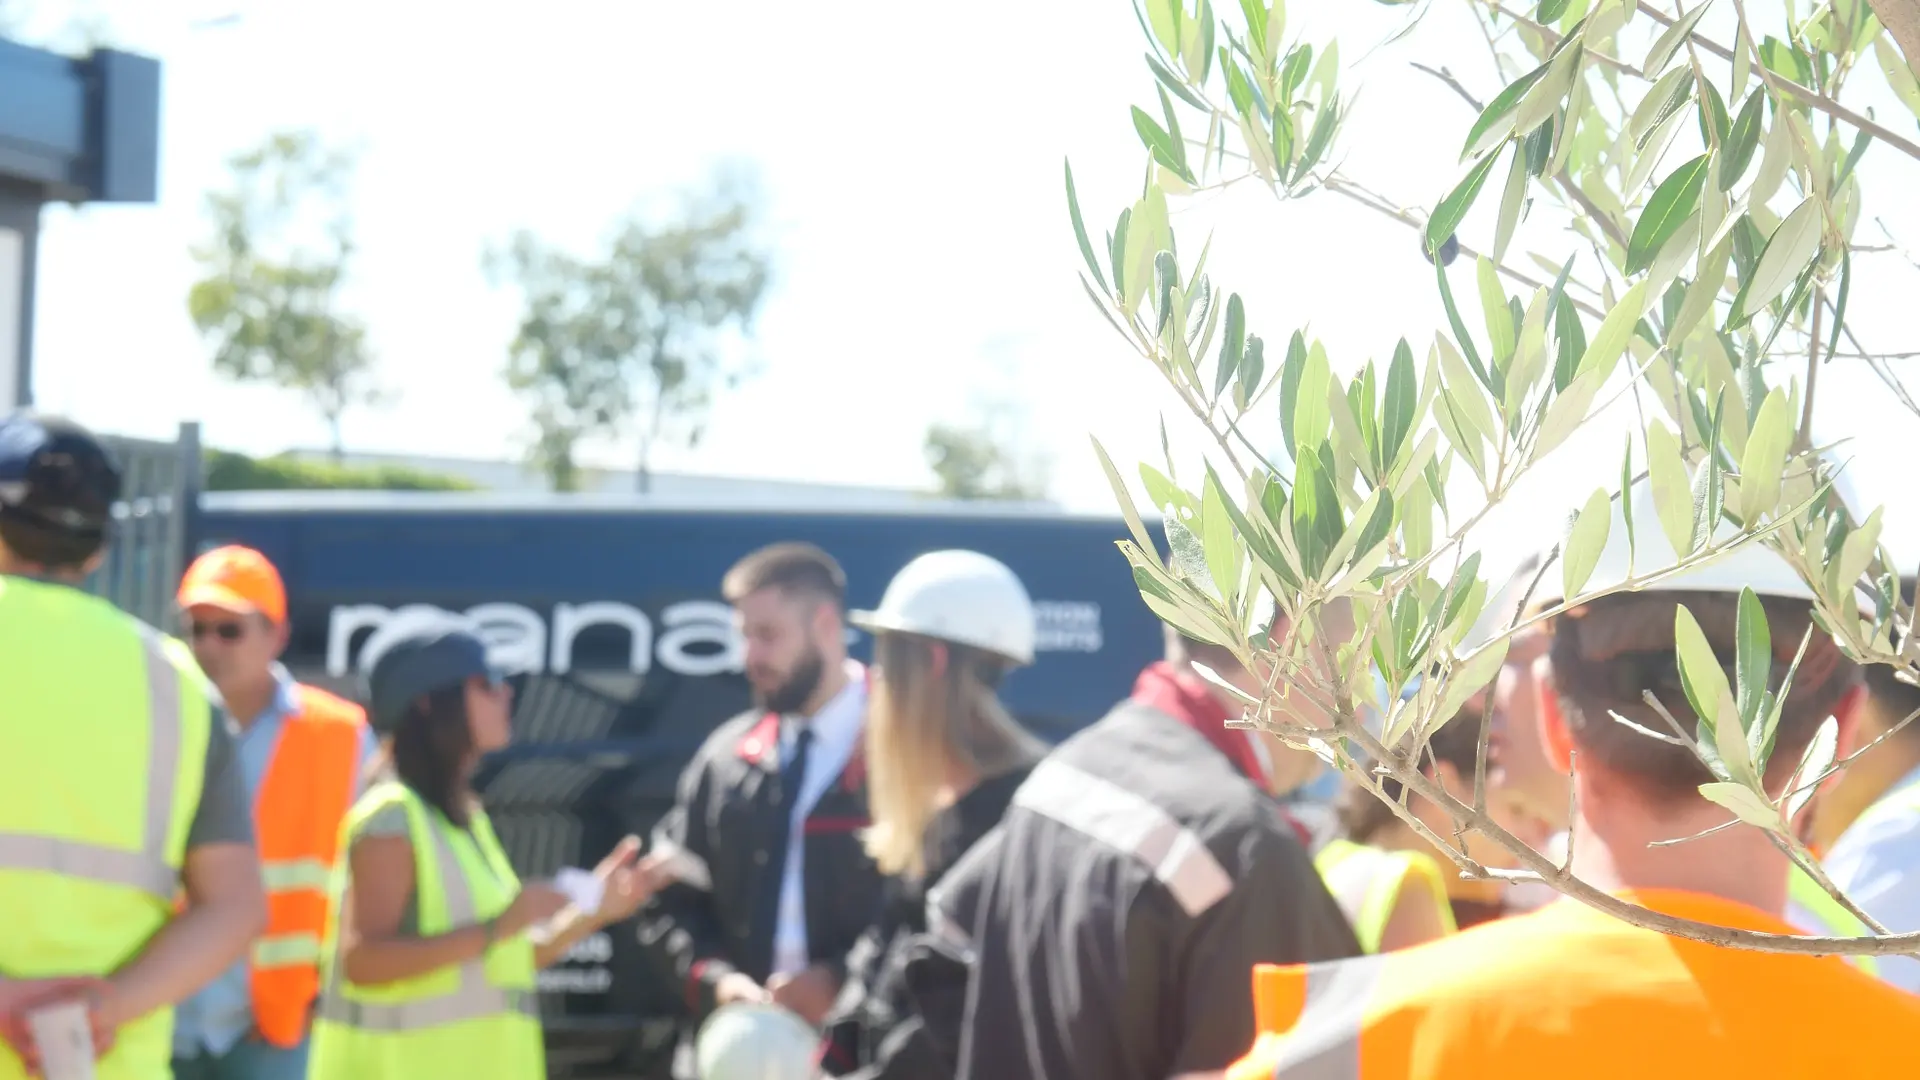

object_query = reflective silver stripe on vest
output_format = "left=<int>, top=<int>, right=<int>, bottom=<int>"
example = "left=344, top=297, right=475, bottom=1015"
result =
left=0, top=832, right=178, bottom=898
left=1267, top=955, right=1383, bottom=1080
left=319, top=985, right=539, bottom=1031
left=1012, top=758, right=1233, bottom=918
left=254, top=932, right=324, bottom=969
left=0, top=628, right=183, bottom=901
left=262, top=857, right=333, bottom=893
left=138, top=627, right=183, bottom=872
left=319, top=805, right=533, bottom=1031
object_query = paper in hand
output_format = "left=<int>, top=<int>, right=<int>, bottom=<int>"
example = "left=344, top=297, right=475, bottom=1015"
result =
left=553, top=867, right=605, bottom=915
left=28, top=1001, right=96, bottom=1080
left=647, top=836, right=713, bottom=892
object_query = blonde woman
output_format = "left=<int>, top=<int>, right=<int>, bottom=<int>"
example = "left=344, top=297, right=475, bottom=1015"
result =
left=817, top=550, right=1045, bottom=1080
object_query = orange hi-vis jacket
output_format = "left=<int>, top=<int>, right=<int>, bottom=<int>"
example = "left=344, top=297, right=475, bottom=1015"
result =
left=1227, top=889, right=1920, bottom=1080
left=252, top=685, right=367, bottom=1048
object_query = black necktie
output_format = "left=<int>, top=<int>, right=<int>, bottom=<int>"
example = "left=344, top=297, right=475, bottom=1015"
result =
left=780, top=726, right=815, bottom=818
left=752, top=725, right=814, bottom=971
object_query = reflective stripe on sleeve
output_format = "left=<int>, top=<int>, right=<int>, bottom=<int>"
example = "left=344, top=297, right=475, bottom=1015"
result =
left=923, top=896, right=975, bottom=959
left=1012, top=758, right=1233, bottom=918
left=262, top=857, right=333, bottom=893
left=317, top=805, right=533, bottom=1032
left=1267, top=954, right=1383, bottom=1080
left=0, top=630, right=184, bottom=901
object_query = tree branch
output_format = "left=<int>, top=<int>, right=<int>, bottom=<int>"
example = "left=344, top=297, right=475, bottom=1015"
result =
left=1406, top=58, right=1630, bottom=250
left=1319, top=175, right=1609, bottom=319
left=1410, top=62, right=1486, bottom=110
left=1652, top=0, right=1920, bottom=162
left=1300, top=665, right=1920, bottom=957
left=1801, top=288, right=1824, bottom=452
left=1553, top=177, right=1632, bottom=252
left=1488, top=1, right=1920, bottom=162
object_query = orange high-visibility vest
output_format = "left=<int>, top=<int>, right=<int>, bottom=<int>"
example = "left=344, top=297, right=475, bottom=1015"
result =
left=251, top=685, right=367, bottom=1048
left=1226, top=889, right=1920, bottom=1079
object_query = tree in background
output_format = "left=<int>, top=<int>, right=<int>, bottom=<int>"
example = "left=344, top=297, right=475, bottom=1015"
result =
left=487, top=169, right=772, bottom=493
left=0, top=0, right=111, bottom=52
left=925, top=420, right=1052, bottom=501
left=187, top=130, right=379, bottom=462
left=1078, top=0, right=1920, bottom=959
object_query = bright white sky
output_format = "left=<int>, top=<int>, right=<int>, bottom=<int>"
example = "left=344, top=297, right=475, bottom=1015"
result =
left=15, top=0, right=1920, bottom=580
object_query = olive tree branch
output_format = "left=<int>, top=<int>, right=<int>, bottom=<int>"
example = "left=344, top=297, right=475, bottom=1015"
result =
left=1801, top=288, right=1825, bottom=451
left=1322, top=174, right=1611, bottom=320
left=1410, top=61, right=1486, bottom=109
left=1086, top=279, right=1261, bottom=483
left=1779, top=702, right=1920, bottom=806
left=1404, top=59, right=1634, bottom=251
left=1634, top=690, right=1892, bottom=934
left=1186, top=140, right=1613, bottom=320
left=1486, top=0, right=1920, bottom=162
left=1290, top=629, right=1920, bottom=955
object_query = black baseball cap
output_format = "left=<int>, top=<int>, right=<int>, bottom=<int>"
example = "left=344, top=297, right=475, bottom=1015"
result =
left=359, top=609, right=503, bottom=733
left=0, top=411, right=121, bottom=538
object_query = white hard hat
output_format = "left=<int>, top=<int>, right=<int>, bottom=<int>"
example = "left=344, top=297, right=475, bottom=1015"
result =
left=849, top=550, right=1037, bottom=666
left=692, top=1003, right=817, bottom=1080
left=1535, top=477, right=1812, bottom=609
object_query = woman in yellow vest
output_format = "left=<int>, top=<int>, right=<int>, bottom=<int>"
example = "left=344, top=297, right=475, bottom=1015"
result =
left=306, top=613, right=659, bottom=1080
left=1317, top=687, right=1522, bottom=953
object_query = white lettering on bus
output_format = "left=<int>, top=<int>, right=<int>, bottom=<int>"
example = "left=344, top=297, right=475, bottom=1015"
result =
left=326, top=597, right=1104, bottom=677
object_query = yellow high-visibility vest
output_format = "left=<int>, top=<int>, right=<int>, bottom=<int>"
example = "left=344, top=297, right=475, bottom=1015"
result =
left=0, top=575, right=212, bottom=1080
left=1314, top=837, right=1457, bottom=953
left=307, top=782, right=544, bottom=1080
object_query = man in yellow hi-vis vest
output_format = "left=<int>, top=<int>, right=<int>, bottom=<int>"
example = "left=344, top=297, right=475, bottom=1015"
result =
left=0, top=412, right=267, bottom=1079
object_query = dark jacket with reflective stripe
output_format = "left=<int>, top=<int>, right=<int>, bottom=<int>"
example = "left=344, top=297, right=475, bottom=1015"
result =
left=927, top=700, right=1362, bottom=1080
left=636, top=708, right=883, bottom=1036
left=818, top=765, right=1032, bottom=1080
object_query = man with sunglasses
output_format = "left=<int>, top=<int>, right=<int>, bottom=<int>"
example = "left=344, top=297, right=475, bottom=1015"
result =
left=171, top=546, right=376, bottom=1080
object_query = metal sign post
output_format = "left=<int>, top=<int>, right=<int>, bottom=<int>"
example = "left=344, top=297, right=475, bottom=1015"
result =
left=0, top=220, right=22, bottom=411
left=0, top=39, right=161, bottom=407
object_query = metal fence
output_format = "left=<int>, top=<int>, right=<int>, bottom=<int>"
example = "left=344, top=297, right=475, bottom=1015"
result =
left=87, top=422, right=200, bottom=628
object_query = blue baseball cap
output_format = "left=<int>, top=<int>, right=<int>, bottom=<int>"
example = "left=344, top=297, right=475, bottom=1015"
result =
left=0, top=411, right=120, bottom=538
left=358, top=608, right=503, bottom=732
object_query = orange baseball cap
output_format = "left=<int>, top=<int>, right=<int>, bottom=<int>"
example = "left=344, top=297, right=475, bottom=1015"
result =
left=177, top=545, right=288, bottom=626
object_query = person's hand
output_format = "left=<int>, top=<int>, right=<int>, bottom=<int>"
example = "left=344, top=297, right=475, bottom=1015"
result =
left=767, top=964, right=839, bottom=1027
left=499, top=882, right=572, bottom=936
left=594, top=836, right=671, bottom=924
left=0, top=977, right=112, bottom=1073
left=713, top=972, right=771, bottom=1007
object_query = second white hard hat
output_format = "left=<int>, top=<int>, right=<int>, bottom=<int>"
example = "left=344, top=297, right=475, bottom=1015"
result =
left=1534, top=476, right=1812, bottom=609
left=850, top=549, right=1037, bottom=666
left=692, top=1003, right=816, bottom=1080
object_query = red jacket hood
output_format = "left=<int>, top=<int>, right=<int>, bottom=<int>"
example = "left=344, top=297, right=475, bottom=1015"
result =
left=1130, top=661, right=1266, bottom=782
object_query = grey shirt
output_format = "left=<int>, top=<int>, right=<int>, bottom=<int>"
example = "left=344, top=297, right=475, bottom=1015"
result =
left=350, top=798, right=510, bottom=936
left=183, top=703, right=254, bottom=850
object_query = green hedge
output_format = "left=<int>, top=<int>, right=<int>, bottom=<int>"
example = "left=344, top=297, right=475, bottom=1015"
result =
left=204, top=450, right=478, bottom=492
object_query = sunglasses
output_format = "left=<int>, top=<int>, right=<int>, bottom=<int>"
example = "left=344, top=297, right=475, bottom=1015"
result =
left=188, top=620, right=248, bottom=642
